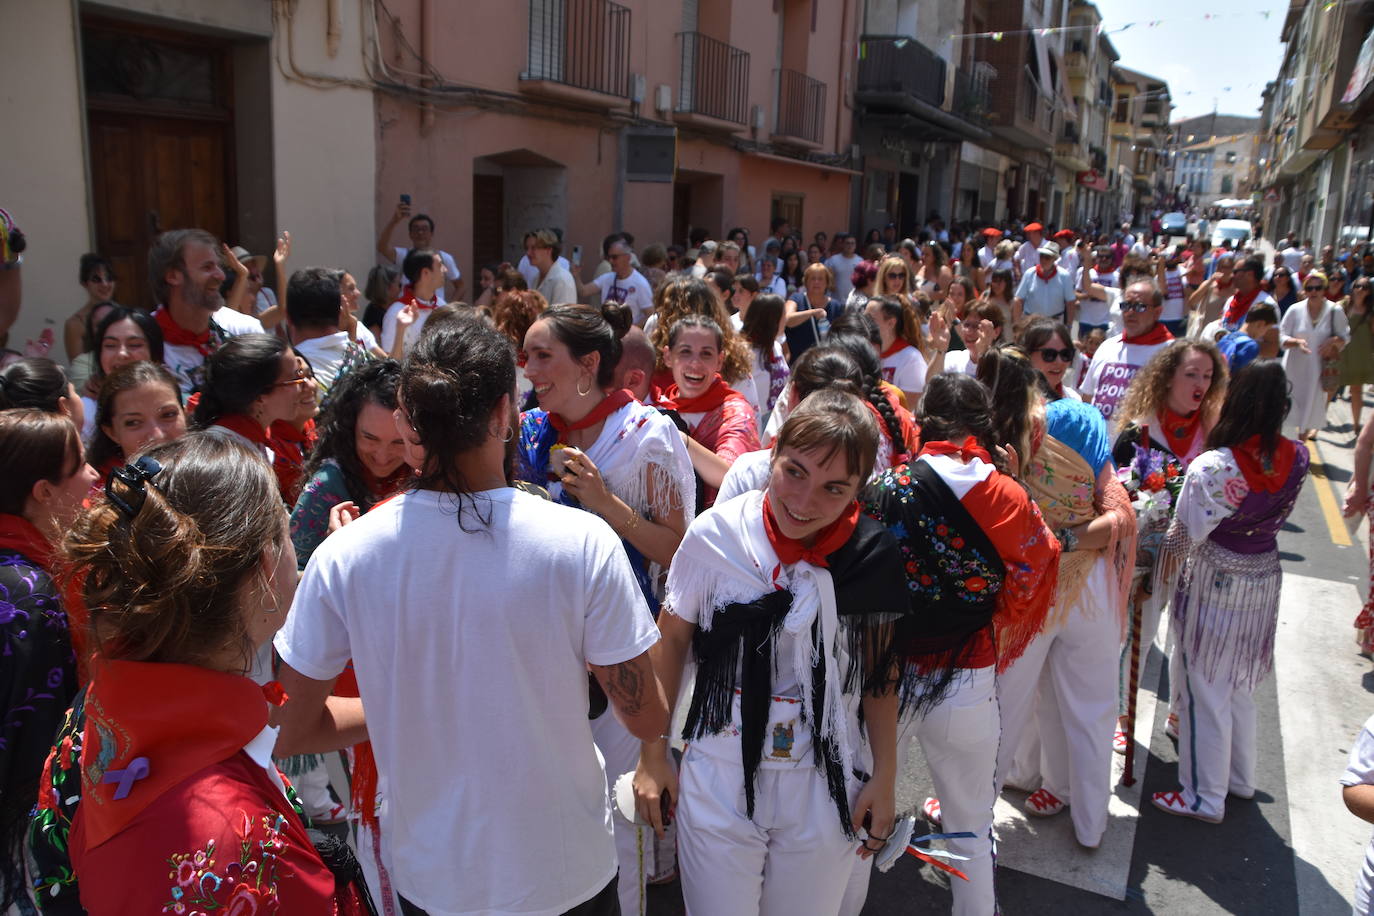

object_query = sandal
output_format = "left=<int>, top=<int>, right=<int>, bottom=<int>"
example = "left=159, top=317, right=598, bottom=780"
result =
left=1165, top=713, right=1179, bottom=741
left=922, top=796, right=942, bottom=826
left=1023, top=788, right=1066, bottom=817
left=1151, top=789, right=1222, bottom=824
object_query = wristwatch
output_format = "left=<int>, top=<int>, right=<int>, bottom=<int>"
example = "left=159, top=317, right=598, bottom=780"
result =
left=1056, top=526, right=1079, bottom=552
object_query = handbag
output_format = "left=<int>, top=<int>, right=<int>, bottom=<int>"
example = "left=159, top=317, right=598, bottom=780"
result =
left=1320, top=305, right=1342, bottom=392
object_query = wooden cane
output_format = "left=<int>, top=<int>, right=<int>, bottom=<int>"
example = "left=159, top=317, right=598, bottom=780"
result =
left=1121, top=582, right=1146, bottom=787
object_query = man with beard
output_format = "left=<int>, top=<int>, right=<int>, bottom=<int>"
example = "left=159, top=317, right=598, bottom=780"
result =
left=150, top=228, right=266, bottom=396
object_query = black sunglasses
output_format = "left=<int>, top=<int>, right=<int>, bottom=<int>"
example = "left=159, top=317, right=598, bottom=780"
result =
left=1121, top=299, right=1152, bottom=313
left=1037, top=347, right=1074, bottom=363
left=1305, top=284, right=1326, bottom=291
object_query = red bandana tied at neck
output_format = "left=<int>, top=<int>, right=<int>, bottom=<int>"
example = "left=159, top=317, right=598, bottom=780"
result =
left=153, top=307, right=213, bottom=356
left=0, top=513, right=54, bottom=573
left=1159, top=406, right=1202, bottom=460
left=1122, top=323, right=1174, bottom=346
left=880, top=339, right=912, bottom=359
left=1223, top=287, right=1262, bottom=326
left=213, top=413, right=270, bottom=449
left=919, top=435, right=993, bottom=465
left=1232, top=434, right=1297, bottom=494
left=549, top=389, right=635, bottom=442
left=761, top=493, right=860, bottom=568
left=659, top=376, right=746, bottom=414
left=399, top=286, right=438, bottom=311
left=1037, top=264, right=1057, bottom=281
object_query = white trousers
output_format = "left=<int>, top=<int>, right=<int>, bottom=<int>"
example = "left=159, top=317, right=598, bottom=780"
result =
left=863, top=666, right=999, bottom=916
left=1176, top=650, right=1257, bottom=820
left=676, top=743, right=858, bottom=916
left=591, top=710, right=648, bottom=916
left=996, top=560, right=1120, bottom=846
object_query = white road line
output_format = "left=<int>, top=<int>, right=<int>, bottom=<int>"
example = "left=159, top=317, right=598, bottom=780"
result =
left=1276, top=573, right=1369, bottom=915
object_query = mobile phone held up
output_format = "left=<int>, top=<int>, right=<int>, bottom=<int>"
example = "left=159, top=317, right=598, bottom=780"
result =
left=572, top=244, right=583, bottom=267
left=400, top=193, right=411, bottom=206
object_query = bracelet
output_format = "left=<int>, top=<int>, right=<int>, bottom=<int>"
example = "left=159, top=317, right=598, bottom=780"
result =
left=620, top=503, right=640, bottom=533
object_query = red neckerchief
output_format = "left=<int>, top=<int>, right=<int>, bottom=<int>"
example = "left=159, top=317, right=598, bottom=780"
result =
left=0, top=513, right=53, bottom=573
left=659, top=376, right=746, bottom=413
left=918, top=435, right=993, bottom=465
left=1122, top=323, right=1174, bottom=346
left=213, top=413, right=270, bottom=449
left=1036, top=264, right=1057, bottom=281
left=1159, top=406, right=1202, bottom=461
left=362, top=464, right=412, bottom=501
left=268, top=419, right=315, bottom=503
left=1232, top=434, right=1297, bottom=494
left=153, top=307, right=213, bottom=356
left=76, top=660, right=271, bottom=847
left=1328, top=290, right=1344, bottom=302
left=1213, top=277, right=1233, bottom=292
left=399, top=286, right=437, bottom=311
left=880, top=339, right=912, bottom=359
left=1298, top=271, right=1310, bottom=286
left=549, top=389, right=634, bottom=442
left=761, top=492, right=860, bottom=569
left=1223, top=287, right=1262, bottom=326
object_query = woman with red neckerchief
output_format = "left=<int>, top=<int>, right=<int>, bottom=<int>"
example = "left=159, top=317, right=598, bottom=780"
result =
left=1111, top=339, right=1228, bottom=752
left=266, top=350, right=320, bottom=506
left=27, top=432, right=367, bottom=914
left=1151, top=361, right=1308, bottom=824
left=633, top=391, right=907, bottom=916
left=851, top=372, right=1059, bottom=916
left=516, top=302, right=694, bottom=916
left=865, top=295, right=929, bottom=404
left=192, top=333, right=314, bottom=505
left=657, top=314, right=761, bottom=508
left=0, top=411, right=97, bottom=912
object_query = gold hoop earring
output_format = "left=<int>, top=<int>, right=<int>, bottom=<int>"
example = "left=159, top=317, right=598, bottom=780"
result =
left=576, top=375, right=593, bottom=397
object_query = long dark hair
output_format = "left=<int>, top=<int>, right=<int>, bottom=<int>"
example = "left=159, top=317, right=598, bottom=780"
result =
left=304, top=359, right=403, bottom=509
left=402, top=317, right=516, bottom=528
left=192, top=333, right=286, bottom=426
left=540, top=303, right=632, bottom=388
left=742, top=293, right=785, bottom=354
left=92, top=306, right=165, bottom=382
left=1206, top=359, right=1290, bottom=455
left=824, top=329, right=906, bottom=450
left=916, top=373, right=999, bottom=458
left=976, top=345, right=1042, bottom=468
left=87, top=361, right=184, bottom=471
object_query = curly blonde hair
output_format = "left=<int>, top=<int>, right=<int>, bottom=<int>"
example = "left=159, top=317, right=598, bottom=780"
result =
left=1115, top=339, right=1228, bottom=433
left=649, top=274, right=752, bottom=383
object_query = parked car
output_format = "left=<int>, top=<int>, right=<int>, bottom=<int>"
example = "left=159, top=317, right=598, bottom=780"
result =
left=1210, top=219, right=1253, bottom=249
left=1159, top=212, right=1189, bottom=239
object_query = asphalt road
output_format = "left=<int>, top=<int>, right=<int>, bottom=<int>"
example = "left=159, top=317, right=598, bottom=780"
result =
left=649, top=393, right=1373, bottom=915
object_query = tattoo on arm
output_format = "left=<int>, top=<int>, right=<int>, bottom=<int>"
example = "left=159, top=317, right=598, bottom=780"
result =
left=596, top=657, right=648, bottom=716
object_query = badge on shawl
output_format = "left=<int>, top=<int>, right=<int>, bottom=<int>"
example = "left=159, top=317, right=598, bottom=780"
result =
left=771, top=722, right=795, bottom=759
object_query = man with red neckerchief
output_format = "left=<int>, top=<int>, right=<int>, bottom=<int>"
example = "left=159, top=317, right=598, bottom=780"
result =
left=150, top=229, right=266, bottom=397
left=1200, top=257, right=1277, bottom=342
left=1013, top=240, right=1078, bottom=328
left=380, top=248, right=445, bottom=357
left=1082, top=278, right=1176, bottom=422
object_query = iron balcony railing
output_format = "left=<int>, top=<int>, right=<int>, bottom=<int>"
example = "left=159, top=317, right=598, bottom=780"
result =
left=775, top=68, right=826, bottom=143
left=857, top=35, right=945, bottom=109
left=677, top=31, right=750, bottom=123
left=525, top=0, right=630, bottom=97
left=953, top=66, right=991, bottom=124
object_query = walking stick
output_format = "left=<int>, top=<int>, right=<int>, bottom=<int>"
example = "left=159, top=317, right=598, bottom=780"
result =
left=1120, top=581, right=1146, bottom=787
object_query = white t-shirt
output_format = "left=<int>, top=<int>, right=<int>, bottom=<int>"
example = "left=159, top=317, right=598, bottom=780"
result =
left=276, top=488, right=657, bottom=915
left=880, top=343, right=927, bottom=394
left=826, top=253, right=863, bottom=299
left=161, top=306, right=266, bottom=397
left=519, top=253, right=571, bottom=290
left=538, top=263, right=579, bottom=307
left=380, top=298, right=435, bottom=355
left=941, top=349, right=979, bottom=376
left=1015, top=240, right=1041, bottom=277
left=293, top=330, right=370, bottom=392
left=1080, top=333, right=1172, bottom=421
left=392, top=247, right=460, bottom=305
left=593, top=269, right=654, bottom=325
left=1341, top=712, right=1374, bottom=916
left=1079, top=284, right=1119, bottom=329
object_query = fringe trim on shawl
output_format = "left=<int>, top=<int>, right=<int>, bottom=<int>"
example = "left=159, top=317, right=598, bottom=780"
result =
left=277, top=753, right=325, bottom=778
left=1169, top=537, right=1283, bottom=691
left=609, top=445, right=695, bottom=584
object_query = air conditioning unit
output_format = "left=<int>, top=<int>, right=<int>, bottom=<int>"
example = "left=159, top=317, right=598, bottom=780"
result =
left=630, top=74, right=646, bottom=104
left=655, top=84, right=673, bottom=114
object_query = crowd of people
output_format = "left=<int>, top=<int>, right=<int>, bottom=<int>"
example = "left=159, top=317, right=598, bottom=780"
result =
left=0, top=200, right=1367, bottom=915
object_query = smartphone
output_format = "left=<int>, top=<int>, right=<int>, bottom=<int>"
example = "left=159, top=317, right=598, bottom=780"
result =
left=399, top=193, right=411, bottom=206
left=572, top=244, right=583, bottom=266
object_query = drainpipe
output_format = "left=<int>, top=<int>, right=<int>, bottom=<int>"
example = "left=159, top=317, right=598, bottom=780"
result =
left=834, top=0, right=850, bottom=155
left=420, top=0, right=435, bottom=134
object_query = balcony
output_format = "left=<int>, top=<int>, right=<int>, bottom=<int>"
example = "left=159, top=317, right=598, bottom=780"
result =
left=522, top=0, right=631, bottom=107
left=953, top=65, right=992, bottom=125
left=1065, top=41, right=1088, bottom=77
left=856, top=34, right=946, bottom=110
left=676, top=32, right=750, bottom=127
left=774, top=68, right=826, bottom=147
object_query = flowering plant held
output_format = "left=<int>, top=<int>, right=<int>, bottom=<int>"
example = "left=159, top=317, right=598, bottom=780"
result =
left=1116, top=426, right=1185, bottom=571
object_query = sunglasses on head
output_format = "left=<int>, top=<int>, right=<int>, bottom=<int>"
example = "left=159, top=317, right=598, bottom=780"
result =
left=1037, top=347, right=1074, bottom=363
left=1121, top=299, right=1152, bottom=313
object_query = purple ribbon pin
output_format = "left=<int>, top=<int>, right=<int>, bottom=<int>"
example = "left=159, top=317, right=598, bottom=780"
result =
left=101, top=756, right=150, bottom=800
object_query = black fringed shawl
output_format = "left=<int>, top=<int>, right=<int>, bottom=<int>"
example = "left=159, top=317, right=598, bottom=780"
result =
left=674, top=504, right=907, bottom=836
left=863, top=459, right=1008, bottom=716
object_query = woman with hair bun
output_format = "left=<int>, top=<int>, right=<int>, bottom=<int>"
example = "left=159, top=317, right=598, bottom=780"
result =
left=0, top=357, right=86, bottom=432
left=1151, top=360, right=1308, bottom=823
left=516, top=301, right=693, bottom=914
left=27, top=431, right=364, bottom=914
left=193, top=333, right=315, bottom=502
left=87, top=361, right=187, bottom=481
left=0, top=411, right=97, bottom=912
left=635, top=389, right=907, bottom=916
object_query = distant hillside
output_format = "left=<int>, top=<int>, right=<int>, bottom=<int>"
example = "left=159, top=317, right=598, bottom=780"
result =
left=1170, top=113, right=1261, bottom=142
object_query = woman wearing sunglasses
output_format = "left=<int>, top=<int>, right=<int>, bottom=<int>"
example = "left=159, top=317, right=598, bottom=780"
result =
left=1279, top=269, right=1350, bottom=440
left=1022, top=318, right=1083, bottom=400
left=1342, top=278, right=1374, bottom=434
